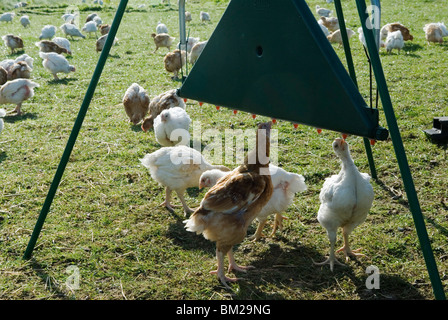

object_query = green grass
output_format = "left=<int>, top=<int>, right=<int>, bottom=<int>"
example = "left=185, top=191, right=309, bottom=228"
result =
left=0, top=0, right=447, bottom=300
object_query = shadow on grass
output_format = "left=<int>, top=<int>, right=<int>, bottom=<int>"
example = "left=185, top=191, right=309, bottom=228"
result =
left=239, top=242, right=426, bottom=300
left=47, top=78, right=79, bottom=85
left=4, top=112, right=38, bottom=123
left=28, top=258, right=72, bottom=299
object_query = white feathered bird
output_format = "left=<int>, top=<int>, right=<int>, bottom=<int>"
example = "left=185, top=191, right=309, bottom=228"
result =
left=189, top=40, right=208, bottom=64
left=140, top=146, right=230, bottom=215
left=314, top=138, right=374, bottom=271
left=200, top=11, right=210, bottom=22
left=385, top=30, right=404, bottom=53
left=156, top=21, right=168, bottom=34
left=39, top=25, right=57, bottom=40
left=20, top=15, right=30, bottom=28
left=316, top=5, right=332, bottom=17
left=0, top=79, right=39, bottom=115
left=0, top=108, right=6, bottom=133
left=52, top=37, right=72, bottom=55
left=39, top=52, right=76, bottom=80
left=154, top=107, right=191, bottom=147
left=0, top=12, right=15, bottom=22
left=82, top=21, right=98, bottom=38
left=60, top=23, right=86, bottom=39
left=199, top=164, right=307, bottom=241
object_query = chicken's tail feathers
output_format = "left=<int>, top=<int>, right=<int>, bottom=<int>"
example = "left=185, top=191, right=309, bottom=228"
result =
left=0, top=109, right=6, bottom=118
left=139, top=154, right=153, bottom=169
left=183, top=216, right=205, bottom=235
left=289, top=173, right=308, bottom=193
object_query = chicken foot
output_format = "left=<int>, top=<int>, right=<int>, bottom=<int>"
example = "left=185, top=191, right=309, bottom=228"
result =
left=7, top=103, right=23, bottom=116
left=336, top=230, right=365, bottom=261
left=211, top=249, right=254, bottom=289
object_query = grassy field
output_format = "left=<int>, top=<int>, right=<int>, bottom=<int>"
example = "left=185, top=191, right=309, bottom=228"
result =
left=0, top=0, right=447, bottom=300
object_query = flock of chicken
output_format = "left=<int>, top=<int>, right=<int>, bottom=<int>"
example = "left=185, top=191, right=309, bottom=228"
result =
left=2, top=1, right=438, bottom=290
left=0, top=9, right=117, bottom=119
left=119, top=7, right=377, bottom=288
left=316, top=4, right=448, bottom=52
left=150, top=11, right=210, bottom=80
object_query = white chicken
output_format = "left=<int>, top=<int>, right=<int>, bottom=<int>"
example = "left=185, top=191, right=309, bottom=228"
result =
left=141, top=89, right=186, bottom=132
left=189, top=40, right=207, bottom=64
left=385, top=30, right=404, bottom=53
left=177, top=36, right=200, bottom=53
left=199, top=164, right=307, bottom=241
left=156, top=21, right=168, bottom=34
left=39, top=52, right=76, bottom=80
left=185, top=11, right=192, bottom=23
left=60, top=23, right=86, bottom=40
left=200, top=11, right=210, bottom=22
left=189, top=40, right=208, bottom=64
left=122, top=83, right=150, bottom=125
left=154, top=107, right=191, bottom=147
left=0, top=12, right=15, bottom=23
left=319, top=16, right=340, bottom=32
left=314, top=138, right=374, bottom=271
left=39, top=25, right=57, bottom=40
left=82, top=21, right=98, bottom=38
left=0, top=108, right=5, bottom=134
left=0, top=79, right=39, bottom=115
left=0, top=54, right=34, bottom=72
left=20, top=15, right=30, bottom=28
left=140, top=145, right=230, bottom=215
left=316, top=5, right=332, bottom=17
left=61, top=13, right=76, bottom=24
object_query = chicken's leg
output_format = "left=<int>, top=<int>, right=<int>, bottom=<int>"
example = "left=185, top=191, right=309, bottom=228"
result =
left=227, top=248, right=254, bottom=273
left=271, top=213, right=287, bottom=236
left=336, top=228, right=364, bottom=261
left=313, top=230, right=344, bottom=271
left=210, top=249, right=238, bottom=289
left=249, top=219, right=267, bottom=241
left=160, top=187, right=179, bottom=212
left=176, top=191, right=194, bottom=216
left=7, top=103, right=22, bottom=116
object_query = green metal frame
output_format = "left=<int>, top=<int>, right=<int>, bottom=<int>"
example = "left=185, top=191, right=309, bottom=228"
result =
left=23, top=0, right=129, bottom=260
left=23, top=0, right=446, bottom=300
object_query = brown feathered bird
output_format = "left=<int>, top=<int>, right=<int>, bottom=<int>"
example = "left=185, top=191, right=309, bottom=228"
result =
left=0, top=67, right=7, bottom=85
left=122, top=83, right=150, bottom=125
left=184, top=122, right=273, bottom=289
left=35, top=40, right=70, bottom=55
left=163, top=49, right=186, bottom=80
left=141, top=89, right=185, bottom=132
left=2, top=34, right=24, bottom=54
left=151, top=33, right=175, bottom=53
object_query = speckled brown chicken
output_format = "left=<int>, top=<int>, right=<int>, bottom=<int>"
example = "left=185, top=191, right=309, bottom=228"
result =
left=184, top=122, right=273, bottom=289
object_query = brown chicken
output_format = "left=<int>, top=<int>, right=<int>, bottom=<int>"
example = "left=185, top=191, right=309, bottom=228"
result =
left=386, top=23, right=414, bottom=41
left=122, top=83, right=150, bottom=125
left=141, top=89, right=185, bottom=132
left=2, top=34, right=24, bottom=54
left=163, top=49, right=186, bottom=80
left=0, top=67, right=7, bottom=85
left=184, top=122, right=273, bottom=289
left=7, top=61, right=32, bottom=80
left=99, top=24, right=110, bottom=35
left=35, top=40, right=70, bottom=55
left=151, top=33, right=175, bottom=53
